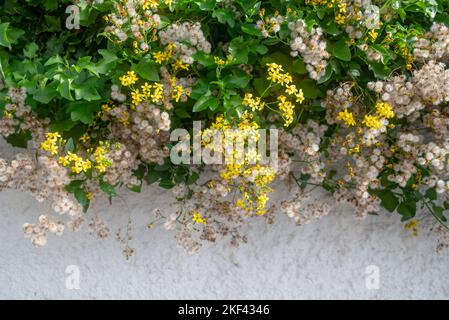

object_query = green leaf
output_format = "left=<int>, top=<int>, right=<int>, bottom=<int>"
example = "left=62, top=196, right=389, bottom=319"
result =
left=33, top=82, right=58, bottom=104
left=74, top=188, right=90, bottom=212
left=0, top=23, right=12, bottom=48
left=373, top=189, right=399, bottom=213
left=241, top=24, right=263, bottom=37
left=222, top=74, right=251, bottom=89
left=159, top=179, right=175, bottom=189
left=397, top=201, right=416, bottom=221
left=196, top=0, right=216, bottom=10
left=5, top=130, right=31, bottom=148
left=425, top=188, right=437, bottom=201
left=73, top=83, right=101, bottom=101
left=67, top=101, right=101, bottom=124
left=368, top=61, right=391, bottom=80
left=23, top=43, right=39, bottom=59
left=212, top=9, right=235, bottom=28
left=328, top=39, right=351, bottom=61
left=131, top=58, right=160, bottom=82
left=292, top=59, right=307, bottom=75
left=228, top=37, right=249, bottom=64
left=100, top=180, right=117, bottom=197
left=297, top=79, right=320, bottom=99
left=193, top=94, right=219, bottom=112
left=64, top=138, right=75, bottom=153
left=193, top=51, right=215, bottom=67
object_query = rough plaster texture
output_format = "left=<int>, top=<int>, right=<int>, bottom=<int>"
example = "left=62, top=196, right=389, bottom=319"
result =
left=0, top=137, right=448, bottom=300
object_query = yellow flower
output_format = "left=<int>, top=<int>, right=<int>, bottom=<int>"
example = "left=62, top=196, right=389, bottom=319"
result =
left=362, top=114, right=382, bottom=129
left=171, top=85, right=184, bottom=102
left=375, top=102, right=394, bottom=119
left=153, top=51, right=168, bottom=64
left=337, top=109, right=356, bottom=127
left=266, top=63, right=293, bottom=86
left=79, top=134, right=90, bottom=144
left=93, top=143, right=112, bottom=173
left=101, top=104, right=111, bottom=113
left=242, top=93, right=265, bottom=111
left=368, top=29, right=378, bottom=41
left=141, top=82, right=152, bottom=98
left=172, top=59, right=189, bottom=71
left=119, top=71, right=138, bottom=87
left=404, top=219, right=418, bottom=236
left=131, top=89, right=144, bottom=106
left=214, top=56, right=226, bottom=66
left=40, top=132, right=61, bottom=155
left=277, top=95, right=295, bottom=127
left=86, top=192, right=93, bottom=201
left=143, top=0, right=158, bottom=10
left=151, top=83, right=164, bottom=103
left=192, top=211, right=207, bottom=225
left=335, top=13, right=346, bottom=25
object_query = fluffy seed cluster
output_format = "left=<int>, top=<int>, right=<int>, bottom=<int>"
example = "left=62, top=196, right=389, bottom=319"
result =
left=158, top=22, right=212, bottom=64
left=288, top=20, right=330, bottom=80
left=413, top=23, right=449, bottom=62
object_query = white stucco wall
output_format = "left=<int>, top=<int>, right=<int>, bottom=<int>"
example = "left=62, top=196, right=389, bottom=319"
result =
left=1, top=137, right=448, bottom=300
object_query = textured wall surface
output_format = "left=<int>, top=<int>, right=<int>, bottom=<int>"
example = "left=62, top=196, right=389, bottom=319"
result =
left=1, top=138, right=448, bottom=300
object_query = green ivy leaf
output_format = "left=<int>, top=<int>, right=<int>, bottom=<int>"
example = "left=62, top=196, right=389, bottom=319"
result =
left=222, top=74, right=251, bottom=89
left=372, top=189, right=399, bottom=213
left=131, top=58, right=160, bottom=82
left=212, top=9, right=235, bottom=28
left=328, top=39, right=351, bottom=62
left=193, top=94, right=219, bottom=112
left=74, top=188, right=90, bottom=213
left=397, top=201, right=417, bottom=221
left=241, top=24, right=263, bottom=36
left=99, top=180, right=117, bottom=197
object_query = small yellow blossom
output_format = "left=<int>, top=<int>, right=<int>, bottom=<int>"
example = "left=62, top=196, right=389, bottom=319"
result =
left=404, top=219, right=418, bottom=236
left=242, top=93, right=265, bottom=111
left=337, top=109, right=356, bottom=127
left=119, top=71, right=138, bottom=87
left=192, top=211, right=207, bottom=225
left=214, top=56, right=226, bottom=66
left=362, top=114, right=382, bottom=129
left=79, top=134, right=90, bottom=143
left=172, top=59, right=189, bottom=71
left=40, top=132, right=61, bottom=155
left=277, top=95, right=295, bottom=127
left=375, top=102, right=394, bottom=119
left=368, top=29, right=378, bottom=41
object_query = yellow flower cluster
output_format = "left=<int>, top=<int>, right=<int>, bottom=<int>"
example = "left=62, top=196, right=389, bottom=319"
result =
left=153, top=43, right=176, bottom=64
left=337, top=109, right=356, bottom=127
left=214, top=56, right=226, bottom=66
left=59, top=152, right=92, bottom=174
left=263, top=63, right=305, bottom=126
left=242, top=93, right=265, bottom=111
left=375, top=102, right=394, bottom=119
left=277, top=95, right=295, bottom=127
left=266, top=63, right=293, bottom=86
left=128, top=82, right=165, bottom=107
left=192, top=211, right=207, bottom=225
left=362, top=114, right=382, bottom=129
left=205, top=113, right=276, bottom=216
left=338, top=102, right=394, bottom=130
left=172, top=59, right=189, bottom=71
left=142, top=0, right=159, bottom=10
left=119, top=71, right=139, bottom=87
left=40, top=132, right=61, bottom=155
left=404, top=219, right=418, bottom=236
left=90, top=142, right=112, bottom=173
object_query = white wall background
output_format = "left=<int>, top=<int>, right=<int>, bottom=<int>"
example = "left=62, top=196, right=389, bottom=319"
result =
left=1, top=137, right=448, bottom=300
